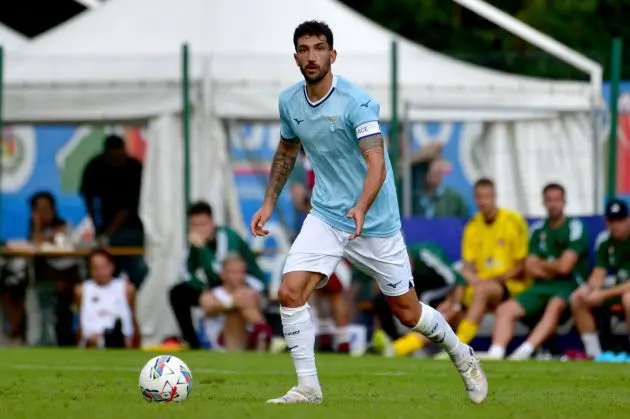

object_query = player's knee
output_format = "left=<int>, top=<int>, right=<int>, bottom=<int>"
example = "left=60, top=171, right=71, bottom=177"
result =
left=278, top=279, right=304, bottom=308
left=547, top=297, right=567, bottom=313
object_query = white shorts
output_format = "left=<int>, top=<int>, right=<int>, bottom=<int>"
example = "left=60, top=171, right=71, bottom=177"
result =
left=283, top=214, right=414, bottom=297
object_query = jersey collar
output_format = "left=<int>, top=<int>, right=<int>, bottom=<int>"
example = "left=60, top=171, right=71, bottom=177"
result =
left=303, top=75, right=338, bottom=108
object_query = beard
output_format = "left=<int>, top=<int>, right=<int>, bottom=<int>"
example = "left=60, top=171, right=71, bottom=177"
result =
left=300, top=64, right=329, bottom=85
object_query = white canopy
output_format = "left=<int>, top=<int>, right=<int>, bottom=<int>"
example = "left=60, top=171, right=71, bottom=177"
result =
left=0, top=24, right=27, bottom=51
left=6, top=0, right=600, bottom=122
left=2, top=0, right=605, bottom=344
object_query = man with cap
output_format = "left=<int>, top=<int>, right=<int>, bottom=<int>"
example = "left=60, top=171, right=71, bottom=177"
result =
left=570, top=199, right=630, bottom=358
left=80, top=134, right=148, bottom=289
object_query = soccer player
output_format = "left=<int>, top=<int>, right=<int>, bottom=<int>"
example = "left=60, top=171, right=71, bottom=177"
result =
left=454, top=178, right=530, bottom=346
left=249, top=20, right=487, bottom=405
left=486, top=183, right=589, bottom=360
left=570, top=199, right=630, bottom=358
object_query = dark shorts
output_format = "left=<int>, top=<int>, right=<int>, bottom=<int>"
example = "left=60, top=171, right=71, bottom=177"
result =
left=515, top=279, right=577, bottom=317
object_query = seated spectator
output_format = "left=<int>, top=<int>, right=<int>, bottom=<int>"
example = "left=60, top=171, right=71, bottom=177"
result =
left=0, top=256, right=28, bottom=346
left=453, top=179, right=530, bottom=347
left=199, top=253, right=271, bottom=351
left=75, top=249, right=137, bottom=348
left=570, top=199, right=630, bottom=358
left=29, top=191, right=81, bottom=346
left=371, top=241, right=465, bottom=357
left=414, top=159, right=469, bottom=218
left=486, top=184, right=589, bottom=360
left=311, top=260, right=353, bottom=353
left=169, top=201, right=268, bottom=349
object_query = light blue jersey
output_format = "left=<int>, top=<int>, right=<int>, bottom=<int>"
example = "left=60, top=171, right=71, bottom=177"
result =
left=278, top=76, right=401, bottom=237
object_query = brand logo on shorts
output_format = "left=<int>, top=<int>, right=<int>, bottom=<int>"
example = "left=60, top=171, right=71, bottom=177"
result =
left=386, top=281, right=401, bottom=289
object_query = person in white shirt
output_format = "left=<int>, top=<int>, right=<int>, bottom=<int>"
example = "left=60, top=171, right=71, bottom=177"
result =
left=75, top=249, right=137, bottom=348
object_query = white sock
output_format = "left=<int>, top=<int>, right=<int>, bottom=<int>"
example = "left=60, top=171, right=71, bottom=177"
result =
left=412, top=302, right=469, bottom=362
left=280, top=305, right=320, bottom=390
left=487, top=344, right=506, bottom=359
left=581, top=333, right=602, bottom=357
left=511, top=341, right=535, bottom=359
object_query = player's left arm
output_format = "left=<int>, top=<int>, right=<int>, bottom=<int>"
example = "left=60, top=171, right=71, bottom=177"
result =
left=357, top=133, right=386, bottom=212
left=348, top=95, right=387, bottom=213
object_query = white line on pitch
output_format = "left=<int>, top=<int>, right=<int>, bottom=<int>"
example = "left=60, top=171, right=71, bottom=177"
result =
left=10, top=364, right=409, bottom=376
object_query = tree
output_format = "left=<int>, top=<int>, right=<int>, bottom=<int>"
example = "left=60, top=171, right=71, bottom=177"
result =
left=340, top=0, right=630, bottom=80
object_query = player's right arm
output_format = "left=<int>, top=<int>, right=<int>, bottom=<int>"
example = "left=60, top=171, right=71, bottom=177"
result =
left=264, top=138, right=301, bottom=206
left=250, top=99, right=300, bottom=236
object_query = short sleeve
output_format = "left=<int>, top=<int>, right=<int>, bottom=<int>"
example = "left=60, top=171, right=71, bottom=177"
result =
left=513, top=214, right=529, bottom=260
left=461, top=222, right=476, bottom=262
left=594, top=231, right=609, bottom=269
left=346, top=94, right=381, bottom=141
left=278, top=98, right=298, bottom=141
left=567, top=218, right=588, bottom=254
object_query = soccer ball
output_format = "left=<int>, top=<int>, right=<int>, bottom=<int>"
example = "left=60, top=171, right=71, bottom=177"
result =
left=138, top=355, right=193, bottom=403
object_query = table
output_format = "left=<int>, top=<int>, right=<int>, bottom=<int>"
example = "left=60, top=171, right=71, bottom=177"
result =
left=0, top=246, right=145, bottom=258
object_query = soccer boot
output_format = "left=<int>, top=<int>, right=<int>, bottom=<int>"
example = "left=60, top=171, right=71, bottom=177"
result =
left=266, top=386, right=323, bottom=404
left=455, top=346, right=488, bottom=404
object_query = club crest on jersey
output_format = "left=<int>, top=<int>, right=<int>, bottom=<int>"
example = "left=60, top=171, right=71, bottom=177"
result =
left=325, top=116, right=338, bottom=131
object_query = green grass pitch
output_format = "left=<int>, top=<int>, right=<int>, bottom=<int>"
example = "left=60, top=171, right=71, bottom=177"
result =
left=0, top=348, right=628, bottom=418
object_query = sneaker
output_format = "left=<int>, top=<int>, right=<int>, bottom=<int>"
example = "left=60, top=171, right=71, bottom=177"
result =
left=455, top=346, right=488, bottom=404
left=266, top=386, right=323, bottom=404
left=371, top=329, right=395, bottom=358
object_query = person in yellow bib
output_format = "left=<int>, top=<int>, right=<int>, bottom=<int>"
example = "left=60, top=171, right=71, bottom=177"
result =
left=454, top=178, right=531, bottom=346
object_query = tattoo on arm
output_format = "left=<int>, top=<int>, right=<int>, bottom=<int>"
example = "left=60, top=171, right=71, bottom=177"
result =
left=359, top=134, right=385, bottom=158
left=356, top=134, right=386, bottom=211
left=265, top=138, right=300, bottom=204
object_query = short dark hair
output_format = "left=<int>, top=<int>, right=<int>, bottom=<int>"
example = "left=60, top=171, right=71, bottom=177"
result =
left=29, top=191, right=56, bottom=210
left=104, top=134, right=125, bottom=151
left=187, top=201, right=213, bottom=217
left=474, top=178, right=495, bottom=189
left=542, top=183, right=565, bottom=196
left=293, top=20, right=334, bottom=50
left=88, top=248, right=115, bottom=266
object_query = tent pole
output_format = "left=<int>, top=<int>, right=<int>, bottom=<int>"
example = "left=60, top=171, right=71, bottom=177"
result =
left=182, top=43, right=191, bottom=229
left=389, top=40, right=401, bottom=212
left=0, top=46, right=4, bottom=241
left=402, top=101, right=412, bottom=218
left=607, top=37, right=623, bottom=201
left=592, top=108, right=601, bottom=214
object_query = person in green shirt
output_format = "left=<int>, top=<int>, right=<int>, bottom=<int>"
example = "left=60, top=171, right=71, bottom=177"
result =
left=169, top=201, right=268, bottom=349
left=570, top=198, right=630, bottom=358
left=372, top=241, right=466, bottom=357
left=414, top=159, right=470, bottom=219
left=486, top=183, right=589, bottom=360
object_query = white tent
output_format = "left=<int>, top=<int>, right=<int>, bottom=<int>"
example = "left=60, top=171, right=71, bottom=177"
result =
left=3, top=0, right=605, bottom=343
left=0, top=24, right=27, bottom=51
